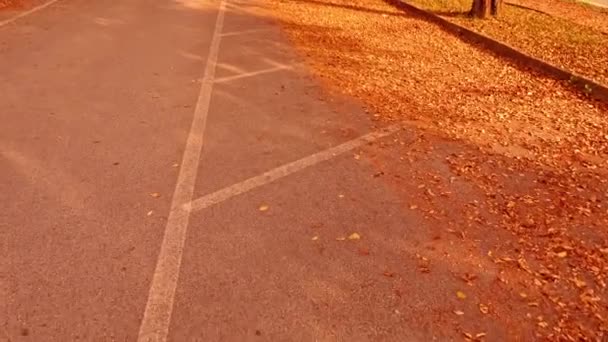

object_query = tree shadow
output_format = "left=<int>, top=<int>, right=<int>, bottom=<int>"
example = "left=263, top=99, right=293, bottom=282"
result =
left=432, top=10, right=470, bottom=17
left=288, top=0, right=415, bottom=18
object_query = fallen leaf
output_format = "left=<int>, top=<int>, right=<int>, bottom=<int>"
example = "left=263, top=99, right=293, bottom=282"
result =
left=456, top=291, right=467, bottom=299
left=383, top=271, right=395, bottom=277
left=338, top=194, right=345, bottom=198
left=573, top=277, right=586, bottom=288
left=336, top=237, right=346, bottom=241
left=476, top=332, right=487, bottom=338
left=556, top=251, right=568, bottom=258
left=454, top=310, right=465, bottom=316
left=354, top=154, right=361, bottom=160
left=348, top=232, right=361, bottom=240
left=259, top=204, right=269, bottom=212
left=150, top=192, right=161, bottom=198
left=172, top=163, right=179, bottom=168
left=409, top=204, right=418, bottom=210
left=312, top=236, right=319, bottom=241
left=479, top=303, right=489, bottom=314
left=147, top=210, right=154, bottom=216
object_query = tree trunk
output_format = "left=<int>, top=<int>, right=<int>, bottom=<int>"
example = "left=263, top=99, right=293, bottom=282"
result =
left=470, top=0, right=491, bottom=18
left=491, top=0, right=503, bottom=16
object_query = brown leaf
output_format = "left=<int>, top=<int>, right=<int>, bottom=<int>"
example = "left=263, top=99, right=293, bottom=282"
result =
left=348, top=232, right=361, bottom=240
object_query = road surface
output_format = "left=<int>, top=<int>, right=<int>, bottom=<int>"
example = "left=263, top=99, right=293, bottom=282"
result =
left=1, top=0, right=509, bottom=341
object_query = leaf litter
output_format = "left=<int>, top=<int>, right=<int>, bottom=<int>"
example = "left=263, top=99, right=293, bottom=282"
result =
left=269, top=0, right=608, bottom=339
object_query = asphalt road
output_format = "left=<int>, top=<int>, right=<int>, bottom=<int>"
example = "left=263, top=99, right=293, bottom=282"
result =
left=1, top=0, right=498, bottom=341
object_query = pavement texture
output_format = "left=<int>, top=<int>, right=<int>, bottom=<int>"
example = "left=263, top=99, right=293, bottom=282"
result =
left=1, top=0, right=522, bottom=341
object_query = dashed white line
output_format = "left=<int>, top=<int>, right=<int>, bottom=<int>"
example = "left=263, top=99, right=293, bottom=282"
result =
left=185, top=125, right=401, bottom=212
left=136, top=0, right=227, bottom=341
left=0, top=0, right=62, bottom=27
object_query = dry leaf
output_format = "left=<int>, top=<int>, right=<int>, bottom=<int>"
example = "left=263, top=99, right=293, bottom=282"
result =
left=556, top=251, right=568, bottom=258
left=479, top=303, right=489, bottom=314
left=456, top=291, right=467, bottom=299
left=336, top=237, right=346, bottom=241
left=311, top=236, right=319, bottom=241
left=354, top=154, right=361, bottom=160
left=259, top=204, right=269, bottom=212
left=147, top=210, right=154, bottom=216
left=348, top=232, right=361, bottom=240
left=150, top=192, right=161, bottom=198
left=172, top=163, right=179, bottom=168
left=454, top=310, right=465, bottom=315
left=383, top=271, right=395, bottom=277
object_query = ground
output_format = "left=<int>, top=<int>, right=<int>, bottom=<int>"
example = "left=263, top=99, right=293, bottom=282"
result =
left=2, top=0, right=607, bottom=341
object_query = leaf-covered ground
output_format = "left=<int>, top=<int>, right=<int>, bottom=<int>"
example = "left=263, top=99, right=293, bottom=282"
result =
left=404, top=0, right=608, bottom=85
left=0, top=0, right=21, bottom=9
left=507, top=0, right=608, bottom=34
left=268, top=0, right=608, bottom=339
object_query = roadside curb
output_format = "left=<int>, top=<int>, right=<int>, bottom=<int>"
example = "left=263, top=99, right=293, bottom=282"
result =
left=385, top=0, right=608, bottom=103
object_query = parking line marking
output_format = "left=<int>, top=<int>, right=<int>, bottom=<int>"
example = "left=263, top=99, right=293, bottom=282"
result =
left=186, top=125, right=400, bottom=212
left=136, top=0, right=227, bottom=341
left=0, top=0, right=62, bottom=27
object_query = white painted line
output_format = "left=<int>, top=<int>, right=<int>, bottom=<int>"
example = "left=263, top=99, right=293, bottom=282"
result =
left=136, top=0, right=226, bottom=341
left=214, top=65, right=291, bottom=84
left=186, top=125, right=400, bottom=212
left=220, top=28, right=271, bottom=37
left=0, top=0, right=62, bottom=28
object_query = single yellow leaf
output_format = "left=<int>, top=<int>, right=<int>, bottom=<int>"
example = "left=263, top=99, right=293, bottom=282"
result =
left=147, top=210, right=154, bottom=216
left=311, top=236, right=319, bottom=241
left=556, top=251, right=568, bottom=258
left=456, top=291, right=467, bottom=299
left=348, top=232, right=361, bottom=240
left=259, top=205, right=269, bottom=212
